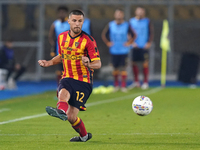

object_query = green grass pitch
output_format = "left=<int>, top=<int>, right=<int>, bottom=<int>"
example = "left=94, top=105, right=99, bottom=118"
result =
left=0, top=87, right=200, bottom=150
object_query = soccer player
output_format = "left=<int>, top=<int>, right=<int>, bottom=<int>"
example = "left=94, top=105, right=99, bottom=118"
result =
left=38, top=10, right=101, bottom=142
left=129, top=7, right=154, bottom=90
left=48, top=6, right=70, bottom=84
left=101, top=9, right=135, bottom=92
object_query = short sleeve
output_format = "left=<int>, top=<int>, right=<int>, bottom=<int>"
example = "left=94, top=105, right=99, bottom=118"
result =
left=85, top=37, right=100, bottom=62
left=57, top=35, right=62, bottom=56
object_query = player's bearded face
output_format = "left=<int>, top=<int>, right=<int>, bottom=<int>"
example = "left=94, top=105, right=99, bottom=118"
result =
left=135, top=8, right=145, bottom=18
left=114, top=10, right=124, bottom=24
left=69, top=15, right=84, bottom=34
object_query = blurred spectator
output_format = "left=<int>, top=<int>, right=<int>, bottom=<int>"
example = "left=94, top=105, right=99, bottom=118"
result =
left=128, top=7, right=154, bottom=90
left=0, top=38, right=26, bottom=89
left=102, top=9, right=135, bottom=92
left=48, top=6, right=70, bottom=85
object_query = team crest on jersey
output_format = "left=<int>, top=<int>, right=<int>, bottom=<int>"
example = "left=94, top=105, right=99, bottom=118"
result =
left=75, top=42, right=79, bottom=48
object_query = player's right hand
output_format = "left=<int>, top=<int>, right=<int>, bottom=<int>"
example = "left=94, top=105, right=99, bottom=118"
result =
left=132, top=42, right=138, bottom=48
left=38, top=60, right=51, bottom=67
left=82, top=56, right=89, bottom=67
left=144, top=42, right=151, bottom=49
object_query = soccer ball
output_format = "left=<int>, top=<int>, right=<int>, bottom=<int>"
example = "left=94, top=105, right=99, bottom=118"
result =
left=132, top=96, right=153, bottom=116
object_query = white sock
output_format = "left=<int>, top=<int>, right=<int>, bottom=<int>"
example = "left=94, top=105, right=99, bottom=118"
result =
left=60, top=109, right=65, bottom=113
left=80, top=134, right=88, bottom=142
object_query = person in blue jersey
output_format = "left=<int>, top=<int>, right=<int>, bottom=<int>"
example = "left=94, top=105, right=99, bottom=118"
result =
left=102, top=9, right=135, bottom=92
left=82, top=17, right=92, bottom=35
left=129, top=7, right=154, bottom=90
left=48, top=6, right=70, bottom=84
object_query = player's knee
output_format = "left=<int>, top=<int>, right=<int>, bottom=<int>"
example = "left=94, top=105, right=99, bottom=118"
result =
left=67, top=112, right=77, bottom=124
left=58, top=89, right=70, bottom=101
left=112, top=70, right=119, bottom=76
left=143, top=61, right=149, bottom=68
left=121, top=71, right=127, bottom=76
left=132, top=61, right=137, bottom=66
left=57, top=94, right=65, bottom=101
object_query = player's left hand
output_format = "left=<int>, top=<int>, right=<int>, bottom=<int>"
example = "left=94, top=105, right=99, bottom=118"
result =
left=124, top=42, right=131, bottom=47
left=82, top=56, right=90, bottom=67
left=144, top=42, right=152, bottom=49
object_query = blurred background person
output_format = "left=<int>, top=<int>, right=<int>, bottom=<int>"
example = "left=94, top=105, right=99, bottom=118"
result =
left=102, top=9, right=135, bottom=92
left=48, top=6, right=70, bottom=85
left=0, top=38, right=26, bottom=89
left=77, top=7, right=92, bottom=35
left=82, top=16, right=92, bottom=35
left=128, top=6, right=154, bottom=90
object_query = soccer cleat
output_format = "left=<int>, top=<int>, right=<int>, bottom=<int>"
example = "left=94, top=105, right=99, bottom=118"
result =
left=70, top=133, right=92, bottom=142
left=128, top=82, right=140, bottom=89
left=113, top=86, right=120, bottom=92
left=141, top=83, right=149, bottom=90
left=45, top=106, right=68, bottom=121
left=121, top=87, right=128, bottom=93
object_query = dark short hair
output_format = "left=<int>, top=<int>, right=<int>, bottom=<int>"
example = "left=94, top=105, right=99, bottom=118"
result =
left=115, top=8, right=124, bottom=12
left=57, top=6, right=68, bottom=12
left=69, top=9, right=84, bottom=17
left=136, top=6, right=145, bottom=10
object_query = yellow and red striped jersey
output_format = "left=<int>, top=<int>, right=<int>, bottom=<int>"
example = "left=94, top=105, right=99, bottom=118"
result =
left=58, top=31, right=100, bottom=84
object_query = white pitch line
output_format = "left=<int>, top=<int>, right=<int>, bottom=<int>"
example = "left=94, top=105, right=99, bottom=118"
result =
left=0, top=132, right=196, bottom=136
left=0, top=113, right=47, bottom=125
left=0, top=108, right=10, bottom=113
left=0, top=87, right=162, bottom=125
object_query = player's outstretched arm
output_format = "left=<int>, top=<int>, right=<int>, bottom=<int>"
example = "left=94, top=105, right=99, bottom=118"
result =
left=82, top=56, right=101, bottom=70
left=38, top=60, right=53, bottom=67
left=38, top=55, right=62, bottom=67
